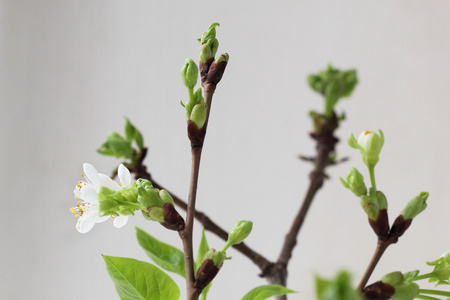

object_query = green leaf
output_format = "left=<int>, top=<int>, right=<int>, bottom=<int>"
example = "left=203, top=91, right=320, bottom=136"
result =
left=136, top=227, right=186, bottom=278
left=124, top=118, right=137, bottom=141
left=103, top=255, right=180, bottom=300
left=241, top=284, right=296, bottom=300
left=315, top=271, right=362, bottom=300
left=97, top=132, right=134, bottom=159
left=196, top=228, right=212, bottom=300
left=196, top=227, right=210, bottom=271
left=124, top=117, right=145, bottom=149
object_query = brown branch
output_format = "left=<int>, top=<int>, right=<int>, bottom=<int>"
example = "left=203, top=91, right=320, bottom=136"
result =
left=357, top=236, right=396, bottom=291
left=263, top=114, right=340, bottom=299
left=181, top=147, right=203, bottom=300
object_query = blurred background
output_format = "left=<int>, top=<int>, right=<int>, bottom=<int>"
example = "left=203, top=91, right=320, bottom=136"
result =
left=2, top=1, right=450, bottom=299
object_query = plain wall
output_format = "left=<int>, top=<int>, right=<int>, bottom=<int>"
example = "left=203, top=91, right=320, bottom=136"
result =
left=2, top=1, right=450, bottom=299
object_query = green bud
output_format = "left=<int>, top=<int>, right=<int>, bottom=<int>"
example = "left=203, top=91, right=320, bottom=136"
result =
left=222, top=220, right=253, bottom=251
left=209, top=38, right=219, bottom=57
left=381, top=271, right=404, bottom=286
left=183, top=88, right=202, bottom=119
left=360, top=188, right=388, bottom=221
left=159, top=189, right=174, bottom=205
left=199, top=44, right=212, bottom=63
left=340, top=168, right=367, bottom=197
left=200, top=23, right=220, bottom=44
left=203, top=248, right=226, bottom=268
left=400, top=192, right=429, bottom=220
left=348, top=130, right=384, bottom=168
left=142, top=207, right=164, bottom=223
left=215, top=53, right=229, bottom=64
left=181, top=59, right=199, bottom=89
left=381, top=271, right=419, bottom=300
left=190, top=102, right=207, bottom=129
left=199, top=23, right=220, bottom=63
left=136, top=178, right=164, bottom=208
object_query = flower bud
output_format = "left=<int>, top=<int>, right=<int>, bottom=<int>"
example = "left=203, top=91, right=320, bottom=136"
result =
left=180, top=59, right=199, bottom=89
left=340, top=168, right=367, bottom=197
left=363, top=281, right=395, bottom=300
left=400, top=192, right=428, bottom=220
left=199, top=44, right=212, bottom=63
left=348, top=130, right=384, bottom=168
left=199, top=23, right=220, bottom=63
left=360, top=188, right=388, bottom=221
left=190, top=102, right=207, bottom=129
left=160, top=203, right=185, bottom=231
left=200, top=23, right=219, bottom=45
left=159, top=189, right=174, bottom=205
left=222, top=220, right=253, bottom=251
left=203, top=248, right=226, bottom=268
left=136, top=179, right=164, bottom=208
left=194, top=248, right=225, bottom=290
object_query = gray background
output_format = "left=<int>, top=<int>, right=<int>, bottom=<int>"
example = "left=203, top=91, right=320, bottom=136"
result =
left=2, top=1, right=450, bottom=299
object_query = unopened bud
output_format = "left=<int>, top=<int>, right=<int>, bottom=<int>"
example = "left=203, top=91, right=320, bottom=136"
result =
left=136, top=179, right=164, bottom=208
left=159, top=189, right=174, bottom=205
left=161, top=203, right=185, bottom=231
left=400, top=192, right=429, bottom=220
left=222, top=220, right=253, bottom=251
left=181, top=59, right=199, bottom=89
left=190, top=102, right=207, bottom=129
left=199, top=44, right=212, bottom=63
left=348, top=130, right=384, bottom=168
left=340, top=168, right=367, bottom=197
left=360, top=188, right=388, bottom=221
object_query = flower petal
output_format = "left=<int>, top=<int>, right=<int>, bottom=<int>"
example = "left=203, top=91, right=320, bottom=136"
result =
left=94, top=214, right=110, bottom=224
left=74, top=183, right=98, bottom=203
left=113, top=215, right=129, bottom=228
left=76, top=211, right=98, bottom=233
left=98, top=174, right=119, bottom=190
left=118, top=164, right=132, bottom=186
left=83, top=163, right=100, bottom=190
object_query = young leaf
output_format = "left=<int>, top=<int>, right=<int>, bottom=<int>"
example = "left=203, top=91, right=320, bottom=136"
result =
left=103, top=255, right=180, bottom=300
left=136, top=227, right=186, bottom=278
left=196, top=228, right=212, bottom=299
left=196, top=227, right=210, bottom=271
left=200, top=282, right=212, bottom=300
left=124, top=117, right=145, bottom=149
left=241, top=284, right=296, bottom=300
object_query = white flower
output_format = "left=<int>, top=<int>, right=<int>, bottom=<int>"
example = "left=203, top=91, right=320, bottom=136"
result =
left=71, top=163, right=132, bottom=233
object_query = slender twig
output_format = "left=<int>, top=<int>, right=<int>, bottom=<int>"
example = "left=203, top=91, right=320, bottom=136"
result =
left=263, top=116, right=339, bottom=300
left=357, top=238, right=395, bottom=291
left=180, top=81, right=217, bottom=300
left=180, top=147, right=203, bottom=300
left=278, top=143, right=332, bottom=267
